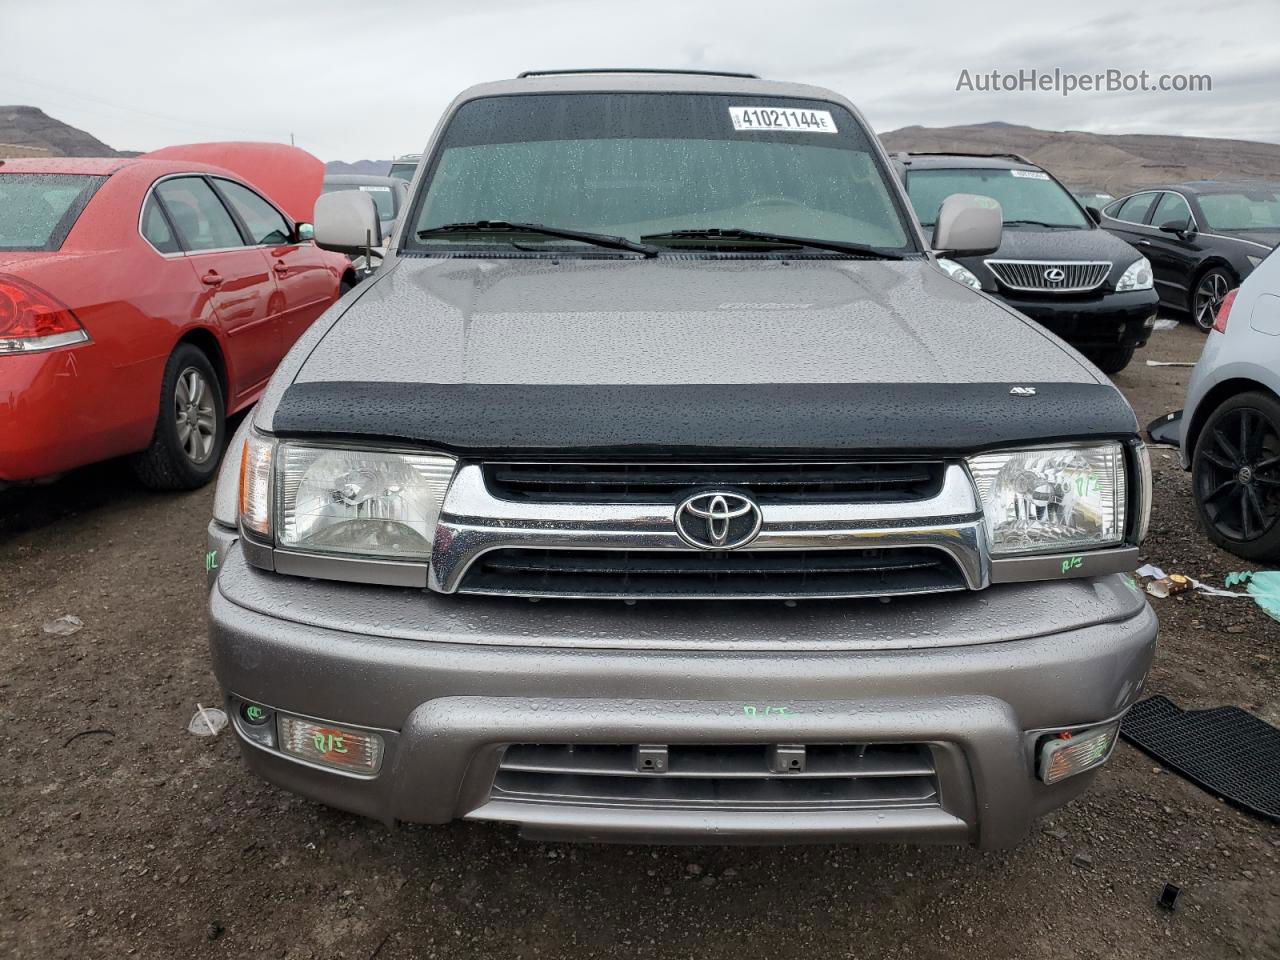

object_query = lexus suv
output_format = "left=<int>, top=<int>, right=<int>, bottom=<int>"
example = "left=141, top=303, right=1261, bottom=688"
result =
left=900, top=153, right=1159, bottom=374
left=206, top=70, right=1156, bottom=849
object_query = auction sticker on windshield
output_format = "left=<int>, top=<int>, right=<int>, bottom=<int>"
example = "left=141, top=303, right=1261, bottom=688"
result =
left=729, top=106, right=837, bottom=133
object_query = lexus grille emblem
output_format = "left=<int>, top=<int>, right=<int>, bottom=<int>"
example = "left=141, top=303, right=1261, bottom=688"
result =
left=674, top=491, right=763, bottom=550
left=1043, top=267, right=1066, bottom=283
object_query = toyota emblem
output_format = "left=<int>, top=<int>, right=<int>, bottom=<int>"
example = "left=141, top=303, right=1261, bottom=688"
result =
left=674, top=491, right=763, bottom=550
left=1043, top=267, right=1066, bottom=283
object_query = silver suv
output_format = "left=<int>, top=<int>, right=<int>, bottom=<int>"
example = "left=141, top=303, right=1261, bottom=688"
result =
left=206, top=70, right=1156, bottom=848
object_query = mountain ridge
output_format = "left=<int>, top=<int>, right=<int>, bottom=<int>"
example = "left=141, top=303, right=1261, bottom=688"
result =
left=879, top=122, right=1280, bottom=194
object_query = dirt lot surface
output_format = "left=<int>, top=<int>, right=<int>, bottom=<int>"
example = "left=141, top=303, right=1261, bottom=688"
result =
left=2, top=321, right=1278, bottom=960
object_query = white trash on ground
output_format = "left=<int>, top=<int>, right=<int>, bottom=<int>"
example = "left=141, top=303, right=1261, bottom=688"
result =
left=42, top=615, right=84, bottom=636
left=1135, top=564, right=1247, bottom=599
left=188, top=704, right=228, bottom=737
left=1152, top=318, right=1180, bottom=331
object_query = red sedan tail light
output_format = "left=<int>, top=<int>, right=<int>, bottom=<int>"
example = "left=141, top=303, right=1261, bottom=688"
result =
left=0, top=274, right=88, bottom=353
left=1213, top=287, right=1238, bottom=334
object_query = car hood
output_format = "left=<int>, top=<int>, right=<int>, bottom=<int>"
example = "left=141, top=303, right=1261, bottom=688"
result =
left=267, top=256, right=1136, bottom=455
left=298, top=256, right=1093, bottom=385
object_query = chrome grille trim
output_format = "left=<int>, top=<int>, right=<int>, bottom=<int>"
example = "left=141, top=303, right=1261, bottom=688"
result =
left=984, top=259, right=1111, bottom=293
left=429, top=463, right=989, bottom=595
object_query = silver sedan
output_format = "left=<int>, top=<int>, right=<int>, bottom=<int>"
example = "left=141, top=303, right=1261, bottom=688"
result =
left=1172, top=247, right=1280, bottom=559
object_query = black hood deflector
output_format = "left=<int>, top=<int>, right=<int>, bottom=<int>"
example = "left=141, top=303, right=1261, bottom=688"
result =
left=272, top=381, right=1138, bottom=457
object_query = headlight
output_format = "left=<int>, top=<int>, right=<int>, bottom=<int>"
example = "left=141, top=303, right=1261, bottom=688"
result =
left=239, top=435, right=456, bottom=560
left=1115, top=257, right=1153, bottom=291
left=937, top=258, right=982, bottom=290
left=967, top=443, right=1127, bottom=556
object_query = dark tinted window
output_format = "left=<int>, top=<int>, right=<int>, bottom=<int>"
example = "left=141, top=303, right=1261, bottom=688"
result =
left=214, top=179, right=291, bottom=245
left=1115, top=192, right=1158, bottom=224
left=409, top=93, right=913, bottom=252
left=156, top=177, right=243, bottom=251
left=1151, top=192, right=1193, bottom=228
left=0, top=173, right=104, bottom=251
left=141, top=195, right=180, bottom=253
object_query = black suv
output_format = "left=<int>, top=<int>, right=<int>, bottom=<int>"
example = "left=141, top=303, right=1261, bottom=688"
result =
left=900, top=153, right=1158, bottom=374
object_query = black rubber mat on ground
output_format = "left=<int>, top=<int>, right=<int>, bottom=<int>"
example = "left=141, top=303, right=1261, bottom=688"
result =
left=1121, top=695, right=1280, bottom=822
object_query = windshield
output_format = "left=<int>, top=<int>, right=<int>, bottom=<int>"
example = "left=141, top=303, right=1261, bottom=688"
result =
left=0, top=173, right=105, bottom=251
left=406, top=93, right=914, bottom=255
left=322, top=181, right=399, bottom=220
left=1197, top=189, right=1280, bottom=232
left=907, top=168, right=1089, bottom=229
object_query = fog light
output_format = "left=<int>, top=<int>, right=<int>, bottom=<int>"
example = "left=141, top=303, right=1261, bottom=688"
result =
left=1037, top=722, right=1119, bottom=784
left=278, top=714, right=384, bottom=775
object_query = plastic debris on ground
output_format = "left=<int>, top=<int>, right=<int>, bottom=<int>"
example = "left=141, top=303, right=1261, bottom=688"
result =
left=1134, top=565, right=1247, bottom=599
left=42, top=614, right=84, bottom=636
left=1158, top=883, right=1182, bottom=911
left=1152, top=318, right=1180, bottom=331
left=1225, top=571, right=1280, bottom=622
left=188, top=703, right=228, bottom=737
left=1144, top=360, right=1195, bottom=367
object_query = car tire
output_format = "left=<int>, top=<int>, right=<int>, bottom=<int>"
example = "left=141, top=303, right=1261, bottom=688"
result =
left=1189, top=265, right=1235, bottom=333
left=1191, top=390, right=1280, bottom=562
left=130, top=344, right=226, bottom=491
left=1084, top=344, right=1136, bottom=375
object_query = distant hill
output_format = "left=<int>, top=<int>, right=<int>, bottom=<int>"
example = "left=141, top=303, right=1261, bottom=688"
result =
left=880, top=122, right=1280, bottom=195
left=325, top=159, right=392, bottom=176
left=0, top=106, right=122, bottom=157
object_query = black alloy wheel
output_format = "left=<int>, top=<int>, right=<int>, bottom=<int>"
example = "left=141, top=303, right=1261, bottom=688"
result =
left=1192, top=267, right=1233, bottom=332
left=1192, top=391, right=1280, bottom=561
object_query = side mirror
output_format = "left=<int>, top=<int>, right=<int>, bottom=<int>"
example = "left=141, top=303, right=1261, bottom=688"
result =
left=931, top=193, right=1002, bottom=258
left=1159, top=218, right=1195, bottom=238
left=295, top=222, right=314, bottom=242
left=1085, top=206, right=1102, bottom=224
left=313, top=191, right=382, bottom=256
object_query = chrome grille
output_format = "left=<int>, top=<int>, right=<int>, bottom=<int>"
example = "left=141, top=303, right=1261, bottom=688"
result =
left=492, top=742, right=939, bottom=811
left=458, top=546, right=966, bottom=599
left=985, top=259, right=1111, bottom=293
left=485, top=461, right=946, bottom=504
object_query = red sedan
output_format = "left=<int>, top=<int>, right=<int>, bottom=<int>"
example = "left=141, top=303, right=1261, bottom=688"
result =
left=0, top=153, right=355, bottom=489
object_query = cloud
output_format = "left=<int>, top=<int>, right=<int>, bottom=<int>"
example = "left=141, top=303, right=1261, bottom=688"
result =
left=2, top=0, right=1276, bottom=158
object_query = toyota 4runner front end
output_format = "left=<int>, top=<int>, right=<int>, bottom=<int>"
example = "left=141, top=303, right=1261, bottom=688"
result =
left=205, top=70, right=1156, bottom=848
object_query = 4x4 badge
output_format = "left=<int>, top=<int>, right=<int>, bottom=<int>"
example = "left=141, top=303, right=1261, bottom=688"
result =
left=674, top=491, right=763, bottom=550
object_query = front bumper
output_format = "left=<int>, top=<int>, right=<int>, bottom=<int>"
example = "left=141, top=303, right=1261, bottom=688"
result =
left=208, top=534, right=1157, bottom=848
left=992, top=288, right=1159, bottom=351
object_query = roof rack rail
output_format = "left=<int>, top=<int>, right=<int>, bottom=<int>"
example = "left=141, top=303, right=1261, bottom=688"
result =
left=899, top=151, right=1036, bottom=165
left=517, top=68, right=760, bottom=80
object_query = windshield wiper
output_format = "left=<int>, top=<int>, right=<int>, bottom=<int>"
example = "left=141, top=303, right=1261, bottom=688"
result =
left=417, top=220, right=658, bottom=256
left=1003, top=219, right=1081, bottom=228
left=640, top=227, right=905, bottom=259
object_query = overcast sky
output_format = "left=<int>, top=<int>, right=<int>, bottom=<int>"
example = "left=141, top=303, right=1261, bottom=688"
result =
left=4, top=0, right=1278, bottom=160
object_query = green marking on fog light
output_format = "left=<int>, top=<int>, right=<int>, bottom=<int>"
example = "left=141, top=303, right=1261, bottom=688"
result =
left=245, top=705, right=266, bottom=723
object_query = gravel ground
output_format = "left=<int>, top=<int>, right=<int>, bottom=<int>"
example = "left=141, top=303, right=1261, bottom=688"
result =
left=2, top=320, right=1278, bottom=960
